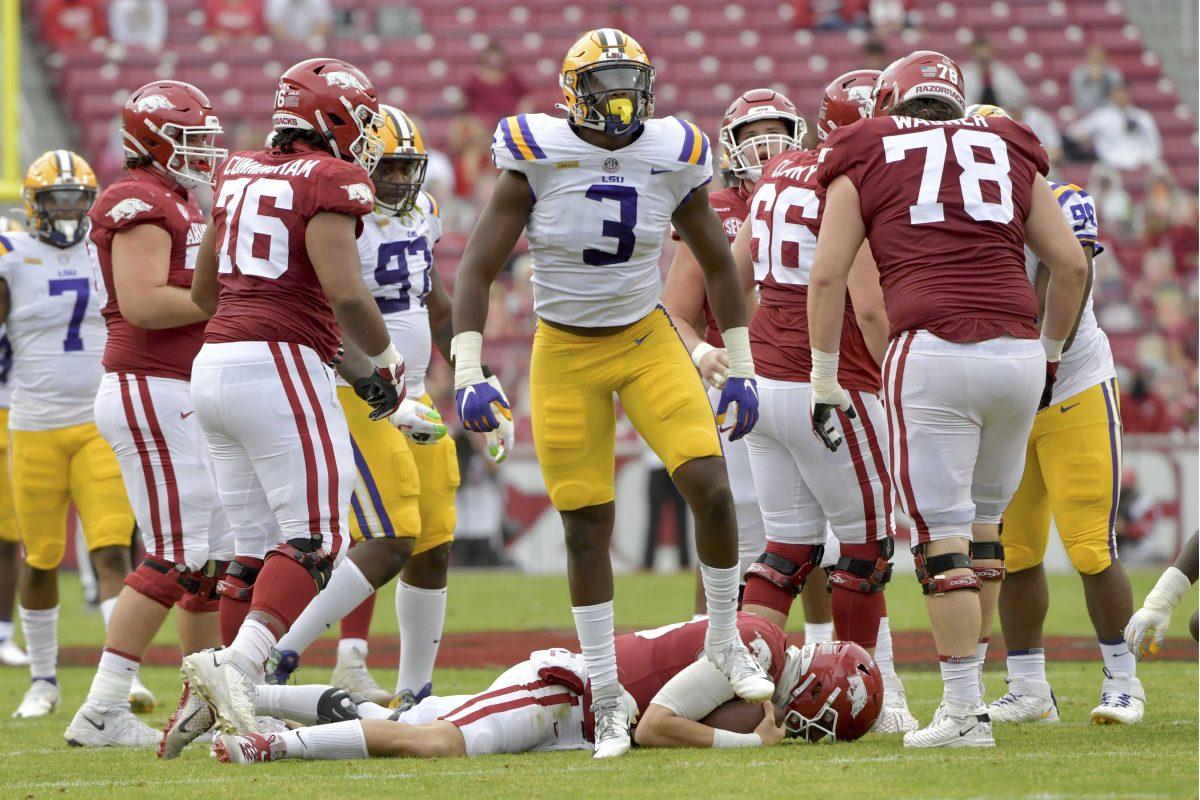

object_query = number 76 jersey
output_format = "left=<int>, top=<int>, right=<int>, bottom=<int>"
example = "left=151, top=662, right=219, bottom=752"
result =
left=817, top=114, right=1048, bottom=344
left=492, top=113, right=712, bottom=328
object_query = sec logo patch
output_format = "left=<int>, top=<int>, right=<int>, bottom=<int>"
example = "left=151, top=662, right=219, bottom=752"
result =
left=723, top=217, right=742, bottom=238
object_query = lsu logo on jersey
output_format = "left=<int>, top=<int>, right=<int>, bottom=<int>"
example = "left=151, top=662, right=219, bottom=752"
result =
left=107, top=198, right=153, bottom=222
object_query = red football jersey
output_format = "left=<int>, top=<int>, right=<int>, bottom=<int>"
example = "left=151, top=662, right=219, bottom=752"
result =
left=204, top=144, right=375, bottom=362
left=89, top=167, right=209, bottom=381
left=748, top=149, right=880, bottom=391
left=817, top=114, right=1047, bottom=343
left=671, top=186, right=749, bottom=348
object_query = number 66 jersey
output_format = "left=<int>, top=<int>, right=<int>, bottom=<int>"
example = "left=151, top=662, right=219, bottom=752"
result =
left=492, top=113, right=712, bottom=328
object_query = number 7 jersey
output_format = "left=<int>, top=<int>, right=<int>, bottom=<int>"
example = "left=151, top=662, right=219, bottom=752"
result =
left=492, top=113, right=713, bottom=328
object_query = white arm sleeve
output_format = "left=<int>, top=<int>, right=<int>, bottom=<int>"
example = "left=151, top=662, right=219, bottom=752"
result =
left=650, top=658, right=737, bottom=720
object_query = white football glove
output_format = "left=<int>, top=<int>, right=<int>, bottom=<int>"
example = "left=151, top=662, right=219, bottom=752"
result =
left=1124, top=566, right=1192, bottom=660
left=691, top=342, right=730, bottom=390
left=389, top=398, right=447, bottom=445
left=482, top=374, right=515, bottom=463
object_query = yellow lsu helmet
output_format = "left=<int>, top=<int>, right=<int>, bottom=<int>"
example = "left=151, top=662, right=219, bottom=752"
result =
left=372, top=104, right=428, bottom=215
left=559, top=28, right=654, bottom=136
left=23, top=150, right=98, bottom=248
left=964, top=103, right=1009, bottom=118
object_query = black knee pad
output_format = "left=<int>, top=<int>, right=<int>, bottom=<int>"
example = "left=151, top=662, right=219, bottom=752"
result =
left=912, top=545, right=980, bottom=596
left=828, top=538, right=895, bottom=595
left=316, top=687, right=362, bottom=724
left=217, top=557, right=261, bottom=602
left=269, top=538, right=334, bottom=591
left=969, top=540, right=1006, bottom=581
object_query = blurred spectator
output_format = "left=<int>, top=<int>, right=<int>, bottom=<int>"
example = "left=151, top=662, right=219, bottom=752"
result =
left=1164, top=197, right=1199, bottom=273
left=109, top=0, right=168, bottom=50
left=447, top=113, right=494, bottom=201
left=1070, top=45, right=1125, bottom=112
left=376, top=5, right=423, bottom=38
left=1140, top=169, right=1184, bottom=240
left=791, top=0, right=869, bottom=30
left=1088, top=163, right=1135, bottom=237
left=462, top=41, right=529, bottom=125
left=1068, top=85, right=1161, bottom=170
left=641, top=446, right=690, bottom=570
left=962, top=36, right=1028, bottom=109
left=40, top=0, right=106, bottom=47
left=264, top=0, right=333, bottom=43
left=1011, top=103, right=1062, bottom=163
left=206, top=0, right=265, bottom=40
left=1121, top=371, right=1171, bottom=433
left=861, top=37, right=891, bottom=71
left=868, top=0, right=915, bottom=34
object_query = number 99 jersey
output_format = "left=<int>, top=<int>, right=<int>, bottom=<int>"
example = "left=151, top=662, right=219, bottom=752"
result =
left=355, top=191, right=441, bottom=396
left=492, top=113, right=713, bottom=328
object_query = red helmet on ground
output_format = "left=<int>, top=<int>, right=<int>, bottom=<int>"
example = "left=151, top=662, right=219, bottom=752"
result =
left=873, top=50, right=966, bottom=119
left=778, top=641, right=883, bottom=742
left=817, top=69, right=881, bottom=141
left=272, top=58, right=384, bottom=172
left=719, top=88, right=805, bottom=183
left=122, top=80, right=226, bottom=188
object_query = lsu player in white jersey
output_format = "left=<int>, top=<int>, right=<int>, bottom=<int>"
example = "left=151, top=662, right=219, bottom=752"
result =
left=0, top=152, right=136, bottom=718
left=0, top=215, right=28, bottom=668
left=965, top=106, right=1141, bottom=726
left=451, top=28, right=771, bottom=759
left=264, top=106, right=505, bottom=708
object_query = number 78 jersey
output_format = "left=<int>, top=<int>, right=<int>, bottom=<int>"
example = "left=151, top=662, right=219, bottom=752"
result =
left=492, top=113, right=713, bottom=328
left=817, top=114, right=1049, bottom=344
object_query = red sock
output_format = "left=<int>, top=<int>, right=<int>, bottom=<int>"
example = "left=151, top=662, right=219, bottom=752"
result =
left=742, top=542, right=821, bottom=618
left=830, top=543, right=886, bottom=649
left=218, top=557, right=262, bottom=646
left=249, top=555, right=319, bottom=630
left=340, top=592, right=376, bottom=640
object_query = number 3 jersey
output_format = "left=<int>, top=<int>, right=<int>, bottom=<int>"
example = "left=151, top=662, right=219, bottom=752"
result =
left=353, top=192, right=441, bottom=396
left=89, top=166, right=208, bottom=381
left=1031, top=182, right=1114, bottom=406
left=818, top=114, right=1049, bottom=344
left=0, top=233, right=104, bottom=430
left=492, top=113, right=713, bottom=328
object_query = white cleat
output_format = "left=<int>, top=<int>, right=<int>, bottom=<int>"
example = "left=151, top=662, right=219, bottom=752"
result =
left=872, top=688, right=920, bottom=733
left=0, top=638, right=29, bottom=666
left=903, top=701, right=995, bottom=749
left=591, top=690, right=639, bottom=759
left=1090, top=671, right=1145, bottom=725
left=987, top=677, right=1060, bottom=724
left=706, top=638, right=774, bottom=702
left=64, top=703, right=161, bottom=747
left=130, top=673, right=156, bottom=714
left=13, top=679, right=60, bottom=718
left=159, top=680, right=216, bottom=760
left=330, top=660, right=393, bottom=706
left=180, top=649, right=259, bottom=734
left=213, top=732, right=283, bottom=764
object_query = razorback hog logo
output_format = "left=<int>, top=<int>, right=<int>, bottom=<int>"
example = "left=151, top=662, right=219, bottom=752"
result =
left=846, top=85, right=873, bottom=117
left=107, top=198, right=154, bottom=222
left=323, top=71, right=367, bottom=91
left=846, top=673, right=868, bottom=718
left=133, top=94, right=175, bottom=114
left=342, top=183, right=373, bottom=205
left=747, top=631, right=772, bottom=670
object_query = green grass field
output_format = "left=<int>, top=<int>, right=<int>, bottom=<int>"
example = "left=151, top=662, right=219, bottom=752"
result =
left=0, top=570, right=1196, bottom=799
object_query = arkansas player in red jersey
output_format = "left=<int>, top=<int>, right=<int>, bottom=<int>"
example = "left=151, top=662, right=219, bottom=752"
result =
left=724, top=71, right=915, bottom=735
left=170, top=58, right=408, bottom=739
left=806, top=51, right=1088, bottom=748
left=662, top=89, right=816, bottom=614
left=201, top=614, right=883, bottom=762
left=66, top=81, right=235, bottom=749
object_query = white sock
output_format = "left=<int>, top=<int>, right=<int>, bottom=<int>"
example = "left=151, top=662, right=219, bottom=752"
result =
left=280, top=720, right=368, bottom=760
left=337, top=637, right=368, bottom=665
left=99, top=597, right=117, bottom=630
left=229, top=619, right=277, bottom=672
left=19, top=606, right=58, bottom=682
left=976, top=638, right=990, bottom=664
left=940, top=655, right=982, bottom=707
left=874, top=616, right=899, bottom=680
left=396, top=581, right=446, bottom=695
left=1099, top=638, right=1137, bottom=679
left=255, top=683, right=338, bottom=724
left=699, top=562, right=740, bottom=648
left=277, top=559, right=374, bottom=656
left=572, top=601, right=618, bottom=699
left=1006, top=647, right=1047, bottom=683
left=0, top=619, right=14, bottom=641
left=86, top=649, right=139, bottom=707
left=804, top=621, right=834, bottom=645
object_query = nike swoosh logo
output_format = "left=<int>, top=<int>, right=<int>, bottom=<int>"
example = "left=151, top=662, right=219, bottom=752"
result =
left=1059, top=403, right=1080, bottom=413
left=83, top=715, right=105, bottom=730
left=177, top=706, right=205, bottom=733
left=180, top=410, right=195, bottom=419
left=633, top=334, right=649, bottom=345
left=650, top=167, right=671, bottom=174
left=958, top=723, right=976, bottom=737
left=459, top=386, right=476, bottom=417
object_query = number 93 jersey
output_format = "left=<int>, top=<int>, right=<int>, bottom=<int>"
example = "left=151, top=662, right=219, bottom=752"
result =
left=354, top=191, right=441, bottom=396
left=492, top=113, right=713, bottom=327
left=0, top=233, right=105, bottom=430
